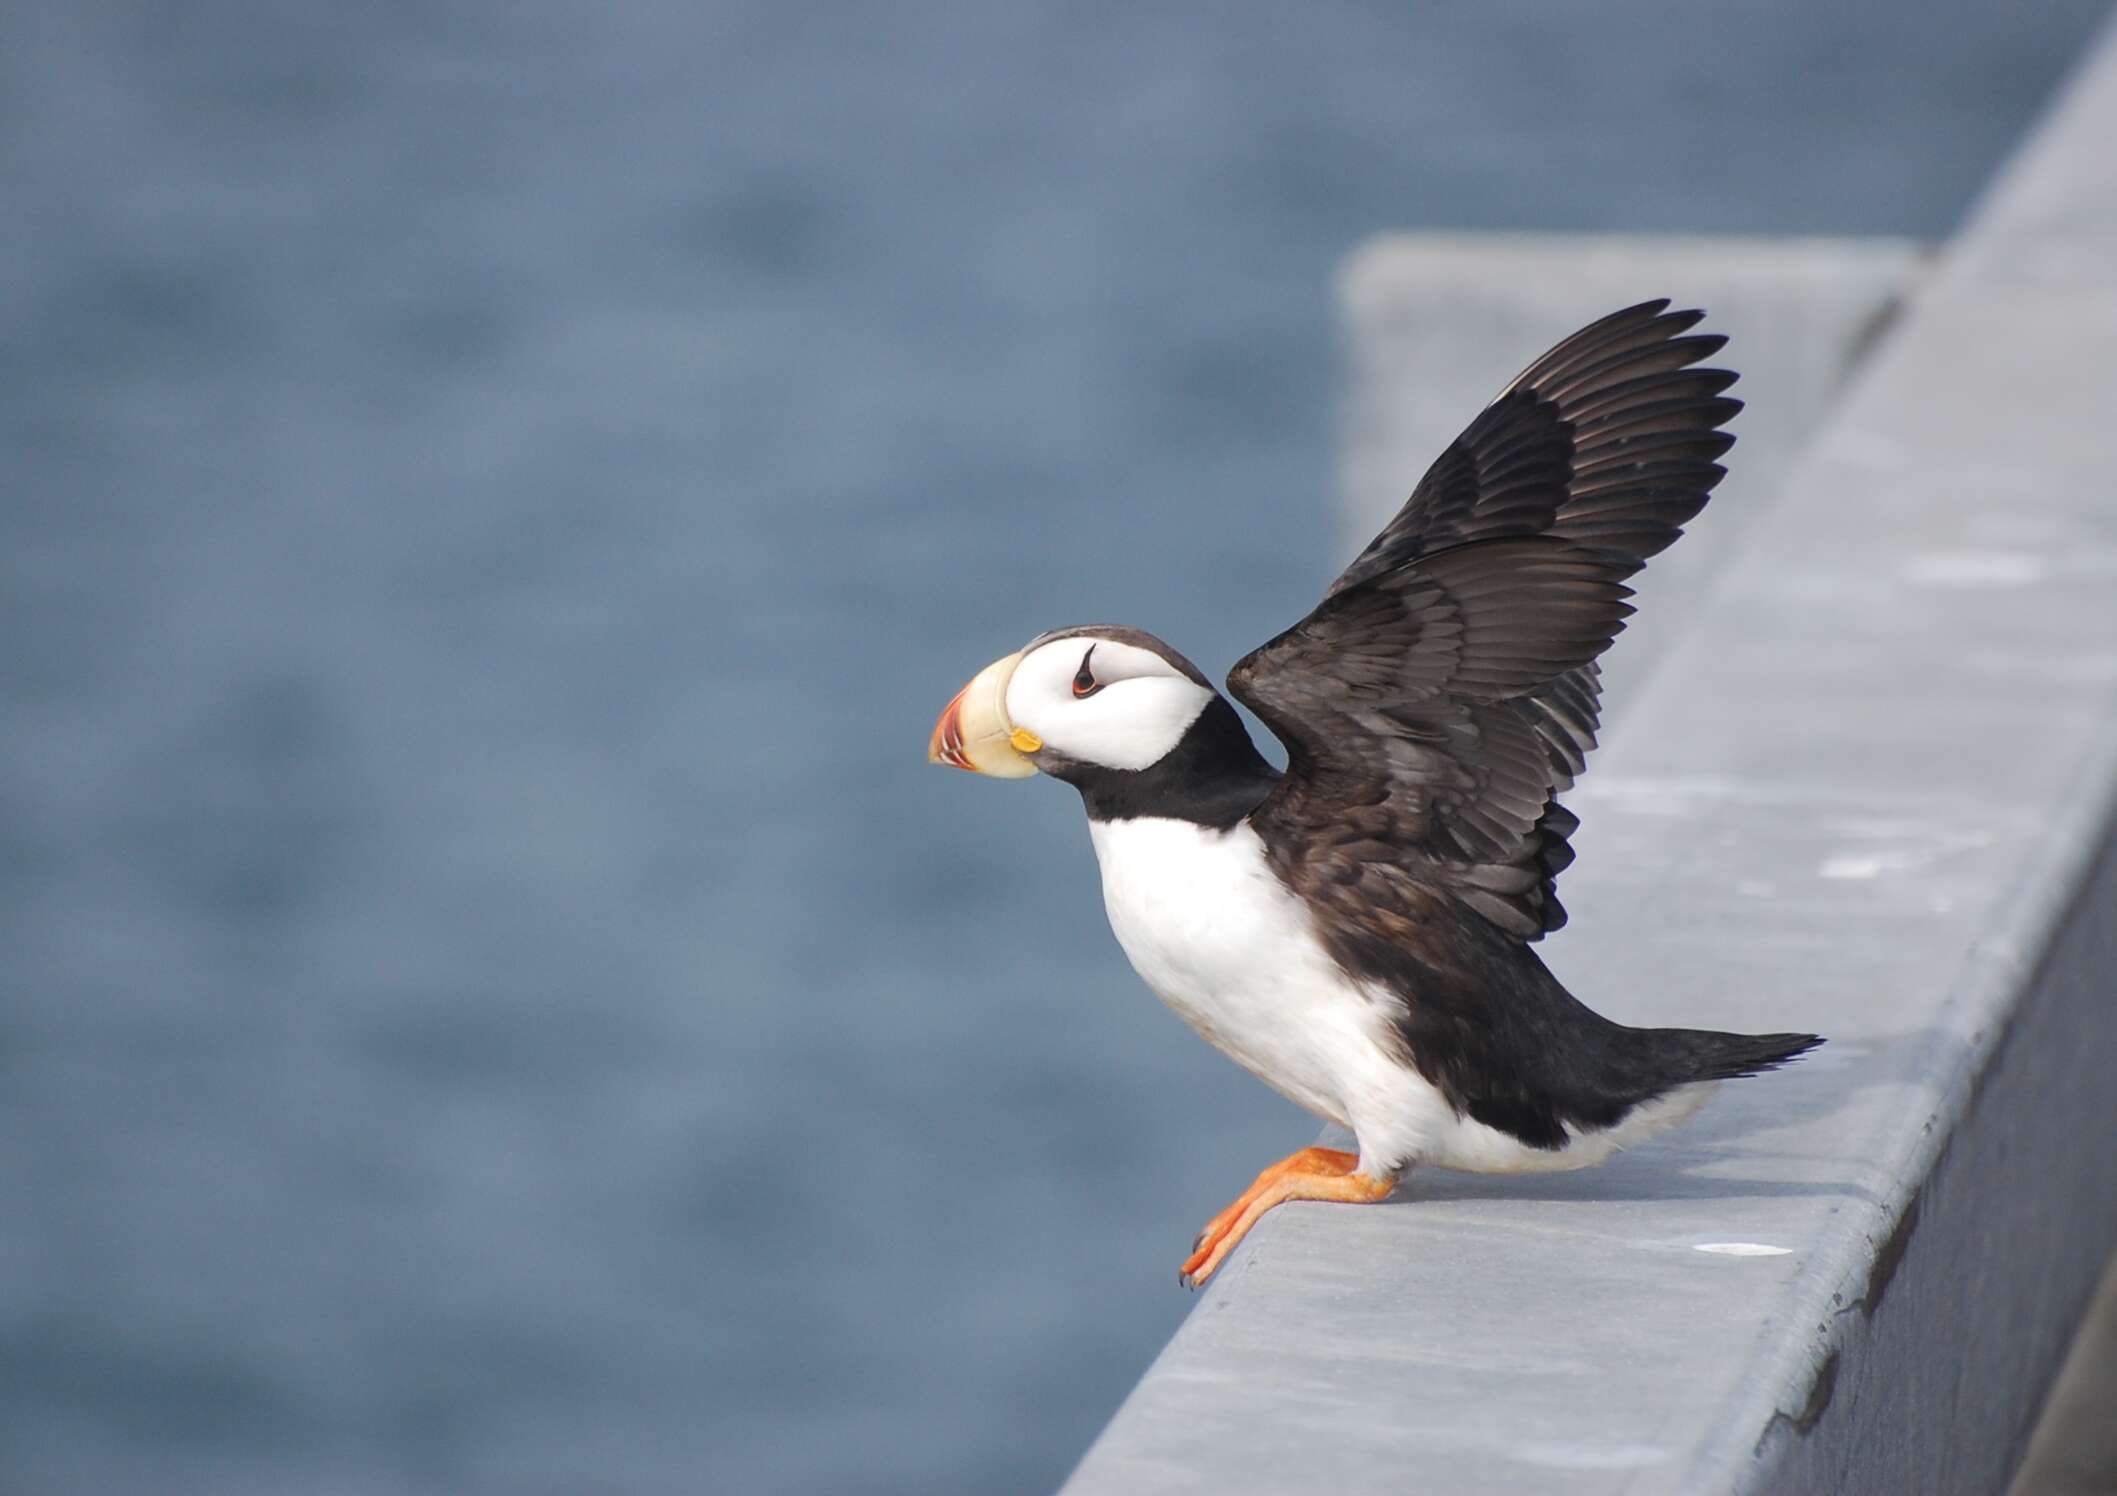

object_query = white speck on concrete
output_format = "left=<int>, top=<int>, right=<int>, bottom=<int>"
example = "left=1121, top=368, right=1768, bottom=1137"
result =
left=1516, top=1442, right=1671, bottom=1470
left=1695, top=1243, right=1794, bottom=1257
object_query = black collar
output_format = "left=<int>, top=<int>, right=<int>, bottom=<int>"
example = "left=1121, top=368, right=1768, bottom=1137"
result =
left=1042, top=695, right=1280, bottom=829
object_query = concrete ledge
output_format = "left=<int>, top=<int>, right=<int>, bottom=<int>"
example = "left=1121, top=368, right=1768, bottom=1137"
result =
left=1063, top=14, right=2117, bottom=1495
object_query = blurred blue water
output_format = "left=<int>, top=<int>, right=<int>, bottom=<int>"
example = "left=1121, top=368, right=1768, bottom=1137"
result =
left=1, top=2, right=2107, bottom=1491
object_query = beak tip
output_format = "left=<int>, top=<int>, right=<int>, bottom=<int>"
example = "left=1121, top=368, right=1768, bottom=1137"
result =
left=928, top=651, right=1037, bottom=778
left=928, top=688, right=974, bottom=770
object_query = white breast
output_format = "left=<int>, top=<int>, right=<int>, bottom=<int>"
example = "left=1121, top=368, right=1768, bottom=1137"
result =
left=1083, top=815, right=1713, bottom=1176
left=1085, top=816, right=1440, bottom=1171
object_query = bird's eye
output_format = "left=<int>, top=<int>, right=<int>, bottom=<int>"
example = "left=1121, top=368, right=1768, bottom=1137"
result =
left=1072, top=647, right=1099, bottom=699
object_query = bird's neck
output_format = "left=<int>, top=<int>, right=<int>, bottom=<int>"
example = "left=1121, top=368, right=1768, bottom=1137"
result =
left=1055, top=694, right=1280, bottom=829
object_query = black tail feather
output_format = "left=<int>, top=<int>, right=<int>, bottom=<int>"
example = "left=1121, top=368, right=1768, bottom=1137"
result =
left=1649, top=1028, right=1824, bottom=1085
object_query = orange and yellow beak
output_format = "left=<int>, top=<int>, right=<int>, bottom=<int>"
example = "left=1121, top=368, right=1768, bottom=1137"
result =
left=928, top=650, right=1042, bottom=778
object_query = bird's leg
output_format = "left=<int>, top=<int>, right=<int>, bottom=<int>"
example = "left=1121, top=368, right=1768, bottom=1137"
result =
left=1180, top=1147, right=1394, bottom=1288
left=1187, top=1147, right=1357, bottom=1255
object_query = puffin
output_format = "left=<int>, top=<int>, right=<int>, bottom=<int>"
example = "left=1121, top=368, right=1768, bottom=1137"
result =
left=928, top=301, right=1821, bottom=1288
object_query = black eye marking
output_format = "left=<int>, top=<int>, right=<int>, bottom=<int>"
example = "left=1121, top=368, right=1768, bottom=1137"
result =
left=1072, top=645, right=1099, bottom=699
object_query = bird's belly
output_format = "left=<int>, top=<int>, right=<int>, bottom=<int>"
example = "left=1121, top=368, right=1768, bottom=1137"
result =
left=1083, top=817, right=1714, bottom=1176
left=1085, top=816, right=1393, bottom=1129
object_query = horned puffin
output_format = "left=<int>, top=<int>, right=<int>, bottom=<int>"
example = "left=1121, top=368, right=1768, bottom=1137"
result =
left=928, top=301, right=1821, bottom=1288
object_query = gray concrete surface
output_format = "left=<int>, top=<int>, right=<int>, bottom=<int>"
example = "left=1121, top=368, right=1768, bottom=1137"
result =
left=1062, top=12, right=2117, bottom=1495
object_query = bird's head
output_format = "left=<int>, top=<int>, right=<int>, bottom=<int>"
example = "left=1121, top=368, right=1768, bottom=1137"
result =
left=927, top=626, right=1218, bottom=782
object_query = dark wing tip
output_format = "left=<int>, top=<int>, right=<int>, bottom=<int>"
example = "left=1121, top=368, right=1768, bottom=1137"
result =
left=1504, top=301, right=1719, bottom=397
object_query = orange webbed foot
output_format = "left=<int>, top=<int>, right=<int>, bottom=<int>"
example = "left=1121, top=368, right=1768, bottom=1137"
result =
left=1179, top=1147, right=1394, bottom=1288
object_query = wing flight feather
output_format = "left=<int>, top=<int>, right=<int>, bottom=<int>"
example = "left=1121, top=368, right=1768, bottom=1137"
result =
left=1231, top=301, right=1736, bottom=939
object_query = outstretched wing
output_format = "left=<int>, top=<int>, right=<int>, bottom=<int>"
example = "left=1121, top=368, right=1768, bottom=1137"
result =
left=1333, top=299, right=1739, bottom=594
left=1230, top=301, right=1737, bottom=941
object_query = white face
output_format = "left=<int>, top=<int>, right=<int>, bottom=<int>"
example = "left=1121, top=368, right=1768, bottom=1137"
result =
left=1005, top=634, right=1216, bottom=772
